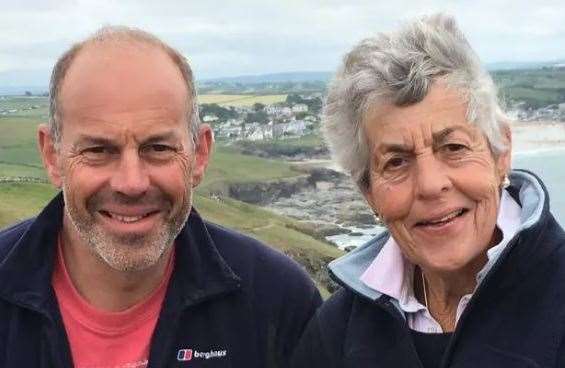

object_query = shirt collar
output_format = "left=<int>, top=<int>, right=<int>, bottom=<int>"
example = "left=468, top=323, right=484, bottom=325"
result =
left=360, top=190, right=522, bottom=311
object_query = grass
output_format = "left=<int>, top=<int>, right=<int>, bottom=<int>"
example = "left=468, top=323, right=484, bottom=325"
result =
left=200, top=145, right=300, bottom=194
left=194, top=195, right=341, bottom=256
left=492, top=68, right=565, bottom=108
left=231, top=133, right=328, bottom=159
left=0, top=162, right=46, bottom=178
left=199, top=94, right=287, bottom=106
left=235, top=133, right=325, bottom=150
left=0, top=182, right=57, bottom=228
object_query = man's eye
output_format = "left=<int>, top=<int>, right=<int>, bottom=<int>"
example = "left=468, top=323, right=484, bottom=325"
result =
left=83, top=146, right=110, bottom=155
left=141, top=144, right=176, bottom=158
left=150, top=144, right=173, bottom=152
left=80, top=146, right=117, bottom=163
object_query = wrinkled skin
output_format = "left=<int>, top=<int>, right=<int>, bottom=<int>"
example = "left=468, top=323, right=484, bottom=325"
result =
left=363, top=83, right=511, bottom=276
left=39, top=42, right=212, bottom=274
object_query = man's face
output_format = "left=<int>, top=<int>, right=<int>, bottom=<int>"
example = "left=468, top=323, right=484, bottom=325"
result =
left=39, top=42, right=211, bottom=272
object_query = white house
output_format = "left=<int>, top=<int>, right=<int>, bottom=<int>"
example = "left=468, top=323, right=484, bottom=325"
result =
left=292, top=103, right=308, bottom=113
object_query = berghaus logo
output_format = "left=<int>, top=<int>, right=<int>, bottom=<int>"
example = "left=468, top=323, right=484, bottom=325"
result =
left=177, top=348, right=228, bottom=362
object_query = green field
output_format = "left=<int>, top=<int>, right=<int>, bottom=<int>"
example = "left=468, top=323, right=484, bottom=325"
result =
left=492, top=68, right=565, bottom=109
left=0, top=182, right=56, bottom=226
left=199, top=94, right=286, bottom=106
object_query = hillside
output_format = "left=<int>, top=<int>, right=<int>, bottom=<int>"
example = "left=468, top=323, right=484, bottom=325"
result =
left=492, top=68, right=565, bottom=109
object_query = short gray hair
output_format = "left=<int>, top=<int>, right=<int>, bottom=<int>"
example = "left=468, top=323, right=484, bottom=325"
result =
left=48, top=25, right=200, bottom=144
left=323, top=13, right=509, bottom=190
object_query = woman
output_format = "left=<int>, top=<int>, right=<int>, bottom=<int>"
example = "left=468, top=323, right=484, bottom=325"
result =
left=292, top=14, right=565, bottom=368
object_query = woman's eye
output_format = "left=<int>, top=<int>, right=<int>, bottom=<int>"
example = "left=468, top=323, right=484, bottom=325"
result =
left=384, top=157, right=407, bottom=170
left=444, top=143, right=467, bottom=152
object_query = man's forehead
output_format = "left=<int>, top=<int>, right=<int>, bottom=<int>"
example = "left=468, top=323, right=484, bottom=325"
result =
left=59, top=41, right=188, bottom=106
left=58, top=42, right=189, bottom=118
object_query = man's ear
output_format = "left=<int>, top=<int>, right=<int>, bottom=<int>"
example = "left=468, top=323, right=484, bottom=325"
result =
left=191, top=124, right=214, bottom=188
left=37, top=124, right=63, bottom=188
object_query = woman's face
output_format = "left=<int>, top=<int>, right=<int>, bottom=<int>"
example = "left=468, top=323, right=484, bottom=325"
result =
left=363, top=83, right=511, bottom=274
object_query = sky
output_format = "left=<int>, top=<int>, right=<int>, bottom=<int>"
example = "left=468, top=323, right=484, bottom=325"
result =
left=1, top=0, right=564, bottom=87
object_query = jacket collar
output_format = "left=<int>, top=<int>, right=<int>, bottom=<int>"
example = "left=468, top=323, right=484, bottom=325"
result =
left=328, top=169, right=551, bottom=303
left=0, top=192, right=241, bottom=316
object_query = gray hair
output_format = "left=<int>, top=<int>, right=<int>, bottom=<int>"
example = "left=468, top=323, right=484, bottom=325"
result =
left=48, top=25, right=200, bottom=145
left=323, top=13, right=509, bottom=190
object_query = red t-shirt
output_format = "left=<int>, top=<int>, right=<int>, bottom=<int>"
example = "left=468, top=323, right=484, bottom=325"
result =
left=52, top=240, right=174, bottom=368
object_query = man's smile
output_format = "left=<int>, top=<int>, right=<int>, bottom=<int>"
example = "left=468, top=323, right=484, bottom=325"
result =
left=97, top=208, right=163, bottom=234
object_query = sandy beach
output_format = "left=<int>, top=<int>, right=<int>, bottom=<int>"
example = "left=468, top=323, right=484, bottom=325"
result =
left=512, top=120, right=565, bottom=155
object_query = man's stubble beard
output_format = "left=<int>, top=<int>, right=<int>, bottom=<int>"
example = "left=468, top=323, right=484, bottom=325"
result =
left=62, top=184, right=192, bottom=272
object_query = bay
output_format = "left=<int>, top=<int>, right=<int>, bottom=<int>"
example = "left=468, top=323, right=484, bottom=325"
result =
left=514, top=149, right=565, bottom=224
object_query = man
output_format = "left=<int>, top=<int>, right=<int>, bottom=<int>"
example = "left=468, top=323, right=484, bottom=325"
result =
left=0, top=27, right=321, bottom=367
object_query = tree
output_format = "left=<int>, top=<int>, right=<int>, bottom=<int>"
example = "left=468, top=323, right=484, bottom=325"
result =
left=199, top=103, right=238, bottom=122
left=295, top=112, right=308, bottom=120
left=286, top=94, right=304, bottom=105
left=306, top=97, right=322, bottom=114
left=252, top=102, right=266, bottom=112
left=244, top=110, right=269, bottom=125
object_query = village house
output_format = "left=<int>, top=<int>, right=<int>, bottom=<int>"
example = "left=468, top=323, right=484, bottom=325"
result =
left=291, top=103, right=308, bottom=113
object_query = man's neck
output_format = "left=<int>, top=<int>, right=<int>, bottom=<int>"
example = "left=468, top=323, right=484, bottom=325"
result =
left=60, top=216, right=172, bottom=312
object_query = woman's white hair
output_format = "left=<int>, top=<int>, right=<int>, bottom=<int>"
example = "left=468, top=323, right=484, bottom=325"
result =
left=323, top=13, right=509, bottom=190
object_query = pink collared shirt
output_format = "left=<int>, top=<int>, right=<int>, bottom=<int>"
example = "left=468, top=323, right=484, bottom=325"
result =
left=360, top=190, right=522, bottom=333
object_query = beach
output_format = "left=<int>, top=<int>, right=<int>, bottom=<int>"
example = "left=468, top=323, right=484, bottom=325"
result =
left=512, top=121, right=565, bottom=155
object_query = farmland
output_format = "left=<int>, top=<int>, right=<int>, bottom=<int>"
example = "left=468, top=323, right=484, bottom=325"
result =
left=198, top=94, right=287, bottom=106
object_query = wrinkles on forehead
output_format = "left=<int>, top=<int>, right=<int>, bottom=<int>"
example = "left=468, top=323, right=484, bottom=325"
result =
left=373, top=122, right=482, bottom=156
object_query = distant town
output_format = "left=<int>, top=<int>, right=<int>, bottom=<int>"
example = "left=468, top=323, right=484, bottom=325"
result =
left=200, top=93, right=322, bottom=141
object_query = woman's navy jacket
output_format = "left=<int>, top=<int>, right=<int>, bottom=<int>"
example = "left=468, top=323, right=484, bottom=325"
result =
left=0, top=193, right=321, bottom=367
left=292, top=170, right=565, bottom=368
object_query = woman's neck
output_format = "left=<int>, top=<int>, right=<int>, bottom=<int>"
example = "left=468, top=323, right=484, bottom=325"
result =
left=416, top=257, right=485, bottom=332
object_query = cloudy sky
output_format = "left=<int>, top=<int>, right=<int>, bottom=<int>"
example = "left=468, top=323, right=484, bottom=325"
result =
left=1, top=0, right=564, bottom=87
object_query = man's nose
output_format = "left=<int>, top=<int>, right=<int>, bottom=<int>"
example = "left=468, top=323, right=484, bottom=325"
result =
left=109, top=149, right=150, bottom=197
left=414, top=153, right=452, bottom=200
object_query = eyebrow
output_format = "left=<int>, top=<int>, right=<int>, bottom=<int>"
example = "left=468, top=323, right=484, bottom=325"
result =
left=433, top=127, right=458, bottom=143
left=73, top=131, right=181, bottom=148
left=73, top=135, right=116, bottom=148
left=378, top=143, right=412, bottom=154
left=377, top=126, right=470, bottom=153
left=142, top=131, right=181, bottom=144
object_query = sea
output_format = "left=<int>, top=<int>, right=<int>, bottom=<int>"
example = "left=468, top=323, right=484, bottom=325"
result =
left=513, top=149, right=565, bottom=224
left=327, top=149, right=565, bottom=249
